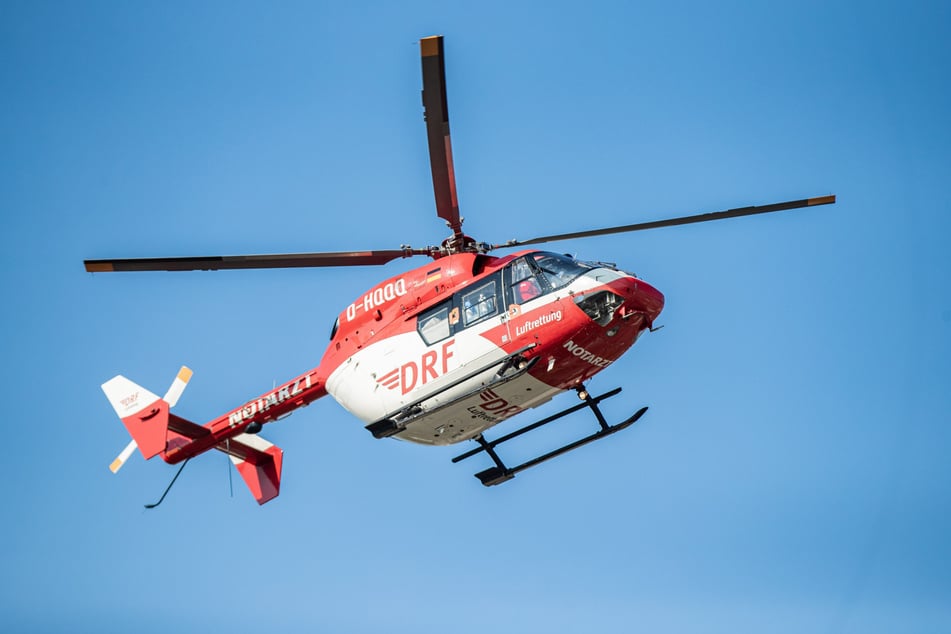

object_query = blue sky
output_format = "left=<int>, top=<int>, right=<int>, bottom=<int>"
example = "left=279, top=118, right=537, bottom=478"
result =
left=2, top=1, right=949, bottom=632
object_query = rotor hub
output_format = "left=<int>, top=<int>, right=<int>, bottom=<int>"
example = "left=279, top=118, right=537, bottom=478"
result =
left=441, top=234, right=486, bottom=255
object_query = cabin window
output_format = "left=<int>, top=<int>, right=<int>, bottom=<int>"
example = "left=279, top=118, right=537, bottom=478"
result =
left=461, top=280, right=499, bottom=327
left=417, top=302, right=452, bottom=345
left=329, top=317, right=339, bottom=340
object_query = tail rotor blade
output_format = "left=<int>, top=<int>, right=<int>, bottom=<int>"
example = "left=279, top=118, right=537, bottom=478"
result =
left=163, top=366, right=193, bottom=408
left=109, top=440, right=138, bottom=474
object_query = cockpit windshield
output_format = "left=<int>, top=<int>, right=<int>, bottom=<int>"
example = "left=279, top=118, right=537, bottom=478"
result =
left=531, top=252, right=594, bottom=290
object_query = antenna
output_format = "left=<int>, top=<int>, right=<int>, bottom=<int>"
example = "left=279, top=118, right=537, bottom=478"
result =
left=144, top=459, right=190, bottom=509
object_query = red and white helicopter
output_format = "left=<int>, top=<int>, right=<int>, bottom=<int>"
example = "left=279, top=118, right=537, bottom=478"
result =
left=86, top=36, right=835, bottom=506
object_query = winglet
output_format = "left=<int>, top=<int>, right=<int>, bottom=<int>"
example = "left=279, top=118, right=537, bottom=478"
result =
left=219, top=434, right=284, bottom=505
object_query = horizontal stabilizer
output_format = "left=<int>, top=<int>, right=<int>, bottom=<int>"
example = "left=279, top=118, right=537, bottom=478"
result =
left=216, top=434, right=283, bottom=505
left=168, top=414, right=211, bottom=439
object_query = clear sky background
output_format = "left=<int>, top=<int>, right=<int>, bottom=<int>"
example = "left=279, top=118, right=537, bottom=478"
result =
left=2, top=1, right=949, bottom=632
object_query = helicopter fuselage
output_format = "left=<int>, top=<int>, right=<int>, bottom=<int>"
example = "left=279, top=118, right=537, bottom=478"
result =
left=322, top=250, right=664, bottom=445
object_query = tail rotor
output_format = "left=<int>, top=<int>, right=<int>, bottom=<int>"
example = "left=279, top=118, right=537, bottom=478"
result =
left=106, top=366, right=193, bottom=473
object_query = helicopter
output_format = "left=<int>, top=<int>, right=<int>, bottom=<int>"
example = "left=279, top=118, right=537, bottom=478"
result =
left=86, top=35, right=835, bottom=506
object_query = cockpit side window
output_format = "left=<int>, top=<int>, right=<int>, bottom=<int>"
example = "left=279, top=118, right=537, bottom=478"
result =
left=417, top=302, right=452, bottom=345
left=504, top=257, right=545, bottom=305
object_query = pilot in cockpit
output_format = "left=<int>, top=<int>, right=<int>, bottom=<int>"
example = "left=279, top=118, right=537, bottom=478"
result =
left=517, top=278, right=541, bottom=303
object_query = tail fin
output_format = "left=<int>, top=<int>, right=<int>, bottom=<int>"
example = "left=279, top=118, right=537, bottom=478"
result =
left=105, top=367, right=193, bottom=472
left=102, top=375, right=170, bottom=459
left=103, top=366, right=287, bottom=505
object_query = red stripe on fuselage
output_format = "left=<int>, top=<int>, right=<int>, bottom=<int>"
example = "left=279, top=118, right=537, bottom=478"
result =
left=477, top=277, right=663, bottom=390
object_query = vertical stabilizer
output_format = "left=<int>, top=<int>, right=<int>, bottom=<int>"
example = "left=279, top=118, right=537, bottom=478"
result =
left=102, top=376, right=170, bottom=459
left=219, top=433, right=284, bottom=505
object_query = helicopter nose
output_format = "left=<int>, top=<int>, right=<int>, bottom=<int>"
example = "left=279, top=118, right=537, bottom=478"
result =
left=624, top=277, right=665, bottom=326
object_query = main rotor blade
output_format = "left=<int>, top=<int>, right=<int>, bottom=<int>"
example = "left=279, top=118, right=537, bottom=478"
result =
left=84, top=248, right=431, bottom=272
left=420, top=35, right=463, bottom=245
left=491, top=195, right=836, bottom=250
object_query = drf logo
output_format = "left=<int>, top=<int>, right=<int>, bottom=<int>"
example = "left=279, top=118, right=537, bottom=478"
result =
left=377, top=340, right=455, bottom=395
left=467, top=387, right=523, bottom=421
left=120, top=392, right=139, bottom=408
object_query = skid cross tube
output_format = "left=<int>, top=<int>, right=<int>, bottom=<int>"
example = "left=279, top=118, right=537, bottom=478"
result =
left=479, top=406, right=648, bottom=485
left=451, top=384, right=648, bottom=486
left=452, top=387, right=622, bottom=463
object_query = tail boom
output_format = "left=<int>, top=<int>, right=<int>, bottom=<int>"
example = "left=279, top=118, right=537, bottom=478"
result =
left=160, top=369, right=326, bottom=464
left=103, top=367, right=327, bottom=505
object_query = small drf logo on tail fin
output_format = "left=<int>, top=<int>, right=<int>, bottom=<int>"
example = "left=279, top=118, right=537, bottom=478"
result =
left=120, top=392, right=139, bottom=408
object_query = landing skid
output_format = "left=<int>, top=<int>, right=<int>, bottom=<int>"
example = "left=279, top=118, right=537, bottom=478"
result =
left=452, top=386, right=648, bottom=486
